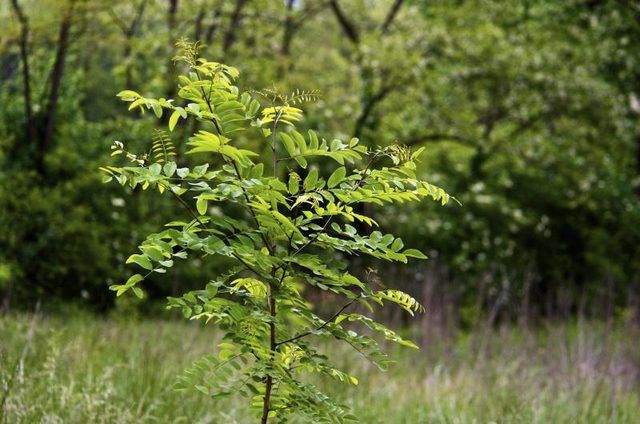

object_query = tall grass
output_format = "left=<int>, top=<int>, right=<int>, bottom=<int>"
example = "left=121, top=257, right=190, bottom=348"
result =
left=1, top=312, right=638, bottom=423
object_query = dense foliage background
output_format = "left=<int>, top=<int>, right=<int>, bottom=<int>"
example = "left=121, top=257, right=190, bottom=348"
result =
left=2, top=0, right=640, bottom=326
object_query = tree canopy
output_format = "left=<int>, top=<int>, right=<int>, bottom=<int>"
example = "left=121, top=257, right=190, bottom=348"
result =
left=1, top=0, right=639, bottom=321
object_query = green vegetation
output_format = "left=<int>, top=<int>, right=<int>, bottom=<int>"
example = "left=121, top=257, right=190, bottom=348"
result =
left=2, top=313, right=638, bottom=423
left=102, top=43, right=451, bottom=422
left=2, top=0, right=640, bottom=318
left=2, top=0, right=640, bottom=421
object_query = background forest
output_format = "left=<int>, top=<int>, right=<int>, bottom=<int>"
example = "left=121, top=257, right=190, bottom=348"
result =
left=1, top=0, right=640, bottom=423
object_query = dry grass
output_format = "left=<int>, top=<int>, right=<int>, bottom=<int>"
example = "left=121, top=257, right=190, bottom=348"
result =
left=1, top=312, right=638, bottom=423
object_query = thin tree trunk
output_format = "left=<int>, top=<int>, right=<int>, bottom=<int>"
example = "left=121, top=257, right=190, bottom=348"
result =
left=380, top=0, right=404, bottom=34
left=42, top=3, right=74, bottom=169
left=9, top=0, right=36, bottom=160
left=194, top=6, right=205, bottom=42
left=166, top=0, right=179, bottom=97
left=205, top=5, right=223, bottom=44
left=222, top=0, right=249, bottom=57
left=275, top=0, right=296, bottom=78
left=329, top=0, right=359, bottom=45
left=168, top=0, right=178, bottom=37
left=635, top=135, right=640, bottom=198
left=126, top=1, right=147, bottom=87
left=260, top=290, right=277, bottom=424
left=281, top=0, right=295, bottom=56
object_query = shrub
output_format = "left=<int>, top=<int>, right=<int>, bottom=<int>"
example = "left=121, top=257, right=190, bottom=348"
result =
left=102, top=42, right=451, bottom=423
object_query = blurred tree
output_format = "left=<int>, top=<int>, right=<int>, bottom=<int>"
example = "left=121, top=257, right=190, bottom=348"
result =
left=1, top=0, right=639, bottom=321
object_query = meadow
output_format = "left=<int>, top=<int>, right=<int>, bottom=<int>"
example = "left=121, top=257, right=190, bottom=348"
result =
left=3, top=1, right=640, bottom=422
left=2, top=312, right=638, bottom=423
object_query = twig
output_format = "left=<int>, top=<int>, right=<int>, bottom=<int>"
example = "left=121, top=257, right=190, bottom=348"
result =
left=275, top=297, right=357, bottom=347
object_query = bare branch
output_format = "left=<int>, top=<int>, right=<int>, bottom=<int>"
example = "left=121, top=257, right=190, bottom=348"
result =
left=223, top=0, right=249, bottom=56
left=204, top=5, right=223, bottom=44
left=353, top=83, right=395, bottom=139
left=275, top=297, right=357, bottom=347
left=381, top=0, right=404, bottom=34
left=329, top=0, right=359, bottom=44
left=42, top=1, right=77, bottom=166
left=9, top=0, right=36, bottom=156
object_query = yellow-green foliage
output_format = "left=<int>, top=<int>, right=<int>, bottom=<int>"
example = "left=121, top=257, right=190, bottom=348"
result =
left=101, top=43, right=452, bottom=423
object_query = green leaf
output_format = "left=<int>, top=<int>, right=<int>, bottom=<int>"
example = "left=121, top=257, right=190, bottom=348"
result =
left=116, top=90, right=139, bottom=100
left=169, top=110, right=181, bottom=131
left=292, top=131, right=307, bottom=152
left=126, top=254, right=153, bottom=270
left=327, top=166, right=346, bottom=188
left=193, top=164, right=209, bottom=177
left=149, top=163, right=162, bottom=175
left=196, top=198, right=208, bottom=215
left=403, top=248, right=428, bottom=259
left=125, top=274, right=143, bottom=287
left=391, top=238, right=404, bottom=252
left=175, top=106, right=187, bottom=118
left=293, top=155, right=308, bottom=169
left=280, top=133, right=297, bottom=157
left=288, top=173, right=300, bottom=195
left=151, top=102, right=163, bottom=118
left=132, top=287, right=144, bottom=299
left=142, top=246, right=164, bottom=261
left=303, top=168, right=318, bottom=191
left=163, top=161, right=177, bottom=177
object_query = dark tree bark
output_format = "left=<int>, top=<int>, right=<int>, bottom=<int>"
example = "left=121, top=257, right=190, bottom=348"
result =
left=194, top=6, right=206, bottom=42
left=167, top=0, right=178, bottom=35
left=109, top=0, right=148, bottom=87
left=165, top=0, right=179, bottom=97
left=277, top=1, right=329, bottom=78
left=353, top=83, right=394, bottom=139
left=329, top=0, right=359, bottom=45
left=9, top=0, right=36, bottom=154
left=222, top=0, right=249, bottom=57
left=42, top=3, right=75, bottom=169
left=205, top=5, right=223, bottom=44
left=280, top=0, right=296, bottom=56
left=380, top=0, right=404, bottom=34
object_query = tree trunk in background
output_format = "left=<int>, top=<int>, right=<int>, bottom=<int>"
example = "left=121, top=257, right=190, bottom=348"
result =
left=281, top=0, right=295, bottom=57
left=9, top=0, right=37, bottom=167
left=194, top=6, right=205, bottom=42
left=380, top=0, right=404, bottom=34
left=222, top=0, right=249, bottom=58
left=42, top=3, right=74, bottom=173
left=204, top=5, right=223, bottom=45
left=165, top=0, right=179, bottom=98
left=167, top=0, right=178, bottom=42
left=276, top=0, right=296, bottom=78
left=420, top=260, right=458, bottom=349
left=126, top=1, right=147, bottom=88
left=329, top=0, right=359, bottom=44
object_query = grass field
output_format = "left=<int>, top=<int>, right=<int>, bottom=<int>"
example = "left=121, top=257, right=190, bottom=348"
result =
left=1, top=312, right=638, bottom=423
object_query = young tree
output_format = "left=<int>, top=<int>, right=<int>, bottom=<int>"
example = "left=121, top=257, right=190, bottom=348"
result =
left=102, top=42, right=451, bottom=423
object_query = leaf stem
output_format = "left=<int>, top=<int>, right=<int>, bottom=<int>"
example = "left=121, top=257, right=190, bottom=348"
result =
left=275, top=297, right=357, bottom=347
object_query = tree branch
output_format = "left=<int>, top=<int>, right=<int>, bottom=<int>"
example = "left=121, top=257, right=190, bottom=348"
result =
left=329, top=0, right=359, bottom=44
left=380, top=0, right=404, bottom=34
left=223, top=0, right=249, bottom=56
left=42, top=1, right=76, bottom=169
left=275, top=297, right=357, bottom=347
left=9, top=0, right=36, bottom=158
left=353, top=83, right=395, bottom=139
left=205, top=5, right=223, bottom=44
